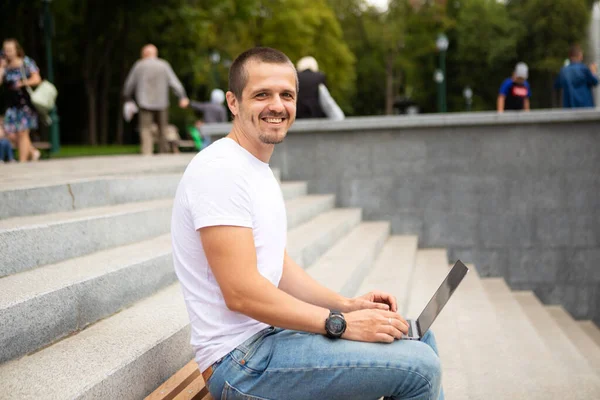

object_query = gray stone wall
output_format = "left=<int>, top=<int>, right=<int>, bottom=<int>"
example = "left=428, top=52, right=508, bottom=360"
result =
left=204, top=109, right=600, bottom=325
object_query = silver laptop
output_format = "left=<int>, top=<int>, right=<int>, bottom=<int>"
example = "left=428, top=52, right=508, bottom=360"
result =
left=402, top=260, right=469, bottom=341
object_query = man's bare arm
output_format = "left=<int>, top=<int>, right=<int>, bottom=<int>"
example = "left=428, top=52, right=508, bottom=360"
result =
left=200, top=225, right=407, bottom=342
left=497, top=95, right=505, bottom=112
left=201, top=225, right=329, bottom=334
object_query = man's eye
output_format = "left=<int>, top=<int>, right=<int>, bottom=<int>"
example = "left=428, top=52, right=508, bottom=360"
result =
left=282, top=93, right=294, bottom=99
left=256, top=93, right=267, bottom=98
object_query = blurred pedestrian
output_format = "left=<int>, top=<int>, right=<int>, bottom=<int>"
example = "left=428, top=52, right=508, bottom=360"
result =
left=0, top=115, right=16, bottom=163
left=555, top=44, right=599, bottom=108
left=189, top=88, right=227, bottom=149
left=0, top=39, right=41, bottom=162
left=296, top=56, right=327, bottom=118
left=497, top=62, right=531, bottom=112
left=296, top=56, right=344, bottom=120
left=123, top=44, right=189, bottom=155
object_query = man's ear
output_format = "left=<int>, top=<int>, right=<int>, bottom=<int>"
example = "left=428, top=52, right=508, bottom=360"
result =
left=226, top=91, right=239, bottom=116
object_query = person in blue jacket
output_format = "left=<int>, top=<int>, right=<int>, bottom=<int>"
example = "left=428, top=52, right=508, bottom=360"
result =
left=555, top=44, right=598, bottom=108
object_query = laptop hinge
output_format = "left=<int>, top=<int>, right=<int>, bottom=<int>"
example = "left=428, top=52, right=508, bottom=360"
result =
left=415, top=319, right=422, bottom=338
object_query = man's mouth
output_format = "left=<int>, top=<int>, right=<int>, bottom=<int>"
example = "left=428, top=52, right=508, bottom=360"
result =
left=261, top=116, right=285, bottom=124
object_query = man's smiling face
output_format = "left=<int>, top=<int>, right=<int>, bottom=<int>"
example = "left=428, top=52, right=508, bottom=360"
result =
left=228, top=60, right=297, bottom=145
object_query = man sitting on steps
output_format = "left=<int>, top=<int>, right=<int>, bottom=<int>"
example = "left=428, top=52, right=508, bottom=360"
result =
left=171, top=47, right=444, bottom=400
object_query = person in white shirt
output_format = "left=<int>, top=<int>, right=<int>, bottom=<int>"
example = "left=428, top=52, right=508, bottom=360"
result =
left=171, top=47, right=443, bottom=400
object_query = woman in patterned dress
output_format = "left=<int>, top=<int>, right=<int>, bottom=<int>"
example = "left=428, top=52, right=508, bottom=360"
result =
left=0, top=39, right=41, bottom=162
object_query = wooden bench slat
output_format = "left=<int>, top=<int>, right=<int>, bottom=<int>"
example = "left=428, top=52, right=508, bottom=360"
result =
left=145, top=360, right=202, bottom=400
left=32, top=142, right=51, bottom=150
left=172, top=375, right=211, bottom=400
left=11, top=141, right=51, bottom=150
left=200, top=392, right=214, bottom=400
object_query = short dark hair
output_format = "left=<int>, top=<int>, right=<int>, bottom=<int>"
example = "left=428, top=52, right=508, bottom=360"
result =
left=569, top=44, right=582, bottom=59
left=228, top=47, right=298, bottom=100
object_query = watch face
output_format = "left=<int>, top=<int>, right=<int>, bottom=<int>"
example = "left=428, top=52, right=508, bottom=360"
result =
left=327, top=315, right=345, bottom=335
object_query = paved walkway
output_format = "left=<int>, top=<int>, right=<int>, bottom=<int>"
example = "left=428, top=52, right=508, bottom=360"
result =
left=0, top=154, right=196, bottom=190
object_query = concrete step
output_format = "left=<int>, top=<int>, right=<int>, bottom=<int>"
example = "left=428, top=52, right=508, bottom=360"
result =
left=547, top=305, right=600, bottom=375
left=0, top=234, right=176, bottom=363
left=0, top=155, right=280, bottom=191
left=0, top=192, right=324, bottom=278
left=513, top=291, right=594, bottom=373
left=0, top=154, right=196, bottom=191
left=579, top=320, right=600, bottom=349
left=285, top=194, right=335, bottom=230
left=414, top=250, right=600, bottom=399
left=0, top=199, right=173, bottom=277
left=355, top=235, right=418, bottom=314
left=306, top=221, right=390, bottom=297
left=280, top=181, right=308, bottom=201
left=287, top=208, right=362, bottom=268
left=0, top=192, right=334, bottom=361
left=0, top=198, right=343, bottom=399
left=481, top=277, right=600, bottom=398
left=0, top=283, right=192, bottom=400
left=0, top=175, right=301, bottom=220
left=0, top=174, right=182, bottom=220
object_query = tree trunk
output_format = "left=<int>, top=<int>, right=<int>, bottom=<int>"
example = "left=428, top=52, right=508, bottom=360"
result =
left=99, top=62, right=112, bottom=145
left=385, top=54, right=395, bottom=115
left=85, top=81, right=98, bottom=145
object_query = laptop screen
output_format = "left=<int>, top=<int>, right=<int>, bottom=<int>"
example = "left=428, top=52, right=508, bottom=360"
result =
left=416, top=260, right=469, bottom=336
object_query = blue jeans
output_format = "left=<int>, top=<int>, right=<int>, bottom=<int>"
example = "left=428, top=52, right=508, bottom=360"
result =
left=206, top=327, right=444, bottom=400
left=0, top=138, right=15, bottom=162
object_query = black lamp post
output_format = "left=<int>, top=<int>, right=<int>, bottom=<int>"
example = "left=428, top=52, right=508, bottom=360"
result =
left=463, top=86, right=473, bottom=111
left=435, top=33, right=449, bottom=113
left=42, top=0, right=60, bottom=153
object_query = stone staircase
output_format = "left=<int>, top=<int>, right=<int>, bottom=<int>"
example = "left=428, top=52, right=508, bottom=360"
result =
left=1, top=156, right=599, bottom=399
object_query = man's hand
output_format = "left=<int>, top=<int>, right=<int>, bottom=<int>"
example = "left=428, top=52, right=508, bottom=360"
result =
left=15, top=80, right=25, bottom=89
left=179, top=97, right=190, bottom=108
left=343, top=309, right=409, bottom=343
left=590, top=63, right=598, bottom=75
left=346, top=290, right=398, bottom=313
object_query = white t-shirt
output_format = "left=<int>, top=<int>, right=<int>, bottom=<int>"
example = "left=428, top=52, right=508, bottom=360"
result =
left=171, top=137, right=287, bottom=372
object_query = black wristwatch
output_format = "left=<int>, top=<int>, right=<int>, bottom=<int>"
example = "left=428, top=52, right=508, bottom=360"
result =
left=325, top=311, right=346, bottom=339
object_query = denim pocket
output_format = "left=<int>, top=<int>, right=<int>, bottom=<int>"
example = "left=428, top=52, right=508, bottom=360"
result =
left=233, top=328, right=278, bottom=374
left=222, top=381, right=272, bottom=400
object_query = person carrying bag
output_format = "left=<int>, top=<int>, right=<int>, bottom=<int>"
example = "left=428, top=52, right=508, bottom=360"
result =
left=20, top=63, right=58, bottom=125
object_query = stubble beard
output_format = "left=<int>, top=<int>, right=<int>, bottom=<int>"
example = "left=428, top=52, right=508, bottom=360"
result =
left=259, top=131, right=286, bottom=145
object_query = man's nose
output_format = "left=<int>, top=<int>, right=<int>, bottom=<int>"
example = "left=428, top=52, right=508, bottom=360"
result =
left=268, top=95, right=285, bottom=112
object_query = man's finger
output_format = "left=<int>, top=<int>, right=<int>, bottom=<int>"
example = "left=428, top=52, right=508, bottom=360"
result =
left=372, top=291, right=398, bottom=312
left=386, top=312, right=409, bottom=332
left=371, top=302, right=389, bottom=310
left=381, top=324, right=403, bottom=340
left=375, top=333, right=395, bottom=344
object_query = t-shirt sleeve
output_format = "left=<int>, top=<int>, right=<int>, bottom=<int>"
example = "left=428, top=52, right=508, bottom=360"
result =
left=24, top=57, right=40, bottom=77
left=525, top=81, right=532, bottom=97
left=185, top=165, right=253, bottom=230
left=499, top=79, right=511, bottom=96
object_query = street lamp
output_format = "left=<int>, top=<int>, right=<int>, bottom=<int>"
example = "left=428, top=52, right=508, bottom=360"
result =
left=42, top=0, right=60, bottom=153
left=435, top=33, right=449, bottom=113
left=463, top=86, right=473, bottom=111
left=210, top=51, right=221, bottom=90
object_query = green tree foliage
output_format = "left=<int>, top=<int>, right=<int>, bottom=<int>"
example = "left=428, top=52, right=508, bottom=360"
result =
left=449, top=0, right=521, bottom=111
left=203, top=0, right=356, bottom=113
left=0, top=0, right=597, bottom=145
left=507, top=0, right=591, bottom=108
